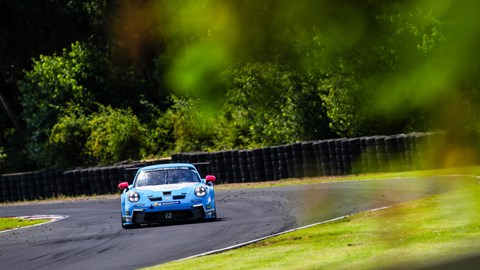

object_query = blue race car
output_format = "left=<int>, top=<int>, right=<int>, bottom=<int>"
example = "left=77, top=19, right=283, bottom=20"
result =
left=118, top=163, right=216, bottom=229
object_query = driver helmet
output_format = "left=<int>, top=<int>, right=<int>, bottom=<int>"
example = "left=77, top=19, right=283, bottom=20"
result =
left=173, top=170, right=189, bottom=181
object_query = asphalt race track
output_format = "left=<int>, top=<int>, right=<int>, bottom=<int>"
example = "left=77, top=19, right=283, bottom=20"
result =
left=0, top=177, right=457, bottom=270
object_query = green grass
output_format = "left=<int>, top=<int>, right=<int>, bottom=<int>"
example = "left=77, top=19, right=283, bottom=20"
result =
left=145, top=172, right=480, bottom=270
left=0, top=217, right=50, bottom=231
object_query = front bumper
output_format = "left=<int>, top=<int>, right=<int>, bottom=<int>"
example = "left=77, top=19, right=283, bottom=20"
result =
left=122, top=202, right=216, bottom=225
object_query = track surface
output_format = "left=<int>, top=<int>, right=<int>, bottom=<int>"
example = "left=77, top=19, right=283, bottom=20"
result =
left=0, top=177, right=455, bottom=270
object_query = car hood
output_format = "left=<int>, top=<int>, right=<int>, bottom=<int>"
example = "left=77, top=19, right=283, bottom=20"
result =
left=135, top=182, right=197, bottom=192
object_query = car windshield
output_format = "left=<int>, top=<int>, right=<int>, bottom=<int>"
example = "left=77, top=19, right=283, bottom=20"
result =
left=134, top=168, right=200, bottom=187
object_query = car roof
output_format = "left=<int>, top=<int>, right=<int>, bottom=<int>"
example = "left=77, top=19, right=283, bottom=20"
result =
left=137, top=163, right=197, bottom=172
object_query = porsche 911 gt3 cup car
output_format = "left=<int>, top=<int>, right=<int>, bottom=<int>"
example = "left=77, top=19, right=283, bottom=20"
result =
left=118, top=163, right=216, bottom=229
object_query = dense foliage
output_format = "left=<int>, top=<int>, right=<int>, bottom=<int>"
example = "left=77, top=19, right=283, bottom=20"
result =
left=1, top=0, right=479, bottom=172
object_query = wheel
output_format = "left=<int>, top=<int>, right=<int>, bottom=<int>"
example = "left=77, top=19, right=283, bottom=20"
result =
left=122, top=223, right=139, bottom=229
left=121, top=215, right=139, bottom=229
left=207, top=210, right=217, bottom=221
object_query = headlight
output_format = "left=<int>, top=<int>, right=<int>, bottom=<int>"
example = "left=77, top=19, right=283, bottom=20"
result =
left=128, top=191, right=140, bottom=202
left=195, top=186, right=207, bottom=197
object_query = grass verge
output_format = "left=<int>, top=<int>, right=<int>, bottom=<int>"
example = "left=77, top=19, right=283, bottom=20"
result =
left=0, top=217, right=51, bottom=232
left=145, top=174, right=480, bottom=270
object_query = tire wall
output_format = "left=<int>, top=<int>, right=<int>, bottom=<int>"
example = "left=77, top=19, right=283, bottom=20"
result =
left=170, top=132, right=452, bottom=183
left=0, top=132, right=461, bottom=203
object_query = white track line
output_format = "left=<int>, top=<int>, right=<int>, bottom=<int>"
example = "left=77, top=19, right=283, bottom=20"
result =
left=0, top=215, right=69, bottom=234
left=177, top=206, right=392, bottom=262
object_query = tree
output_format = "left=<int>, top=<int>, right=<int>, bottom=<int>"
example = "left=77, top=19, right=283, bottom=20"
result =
left=217, top=62, right=303, bottom=149
left=0, top=0, right=107, bottom=129
left=158, top=96, right=217, bottom=153
left=18, top=41, right=105, bottom=167
left=85, top=105, right=153, bottom=164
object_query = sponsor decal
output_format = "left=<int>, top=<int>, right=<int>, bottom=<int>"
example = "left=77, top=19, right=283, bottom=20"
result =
left=144, top=167, right=191, bottom=172
left=159, top=201, right=180, bottom=206
left=136, top=183, right=195, bottom=191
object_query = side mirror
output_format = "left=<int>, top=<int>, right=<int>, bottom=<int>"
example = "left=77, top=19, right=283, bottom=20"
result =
left=118, top=182, right=129, bottom=190
left=205, top=175, right=216, bottom=183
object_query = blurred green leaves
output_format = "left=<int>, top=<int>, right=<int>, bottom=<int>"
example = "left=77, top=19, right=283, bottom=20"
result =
left=158, top=0, right=480, bottom=135
left=0, top=147, right=6, bottom=164
left=107, top=0, right=480, bottom=155
left=9, top=0, right=480, bottom=169
left=168, top=41, right=230, bottom=103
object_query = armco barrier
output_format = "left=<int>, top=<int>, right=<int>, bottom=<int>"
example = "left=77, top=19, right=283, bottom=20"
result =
left=0, top=132, right=458, bottom=203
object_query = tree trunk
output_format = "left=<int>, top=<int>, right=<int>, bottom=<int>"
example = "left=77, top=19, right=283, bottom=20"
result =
left=0, top=89, right=23, bottom=132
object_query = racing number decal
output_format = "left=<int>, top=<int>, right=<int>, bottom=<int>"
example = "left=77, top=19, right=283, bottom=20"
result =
left=165, top=212, right=172, bottom=219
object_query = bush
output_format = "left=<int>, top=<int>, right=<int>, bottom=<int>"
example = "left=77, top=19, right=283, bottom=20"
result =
left=85, top=105, right=154, bottom=164
left=157, top=95, right=217, bottom=153
left=49, top=104, right=90, bottom=167
left=50, top=104, right=155, bottom=166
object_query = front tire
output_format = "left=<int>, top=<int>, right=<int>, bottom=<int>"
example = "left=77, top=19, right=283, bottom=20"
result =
left=122, top=223, right=139, bottom=229
left=207, top=210, right=217, bottom=221
left=121, top=216, right=139, bottom=229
